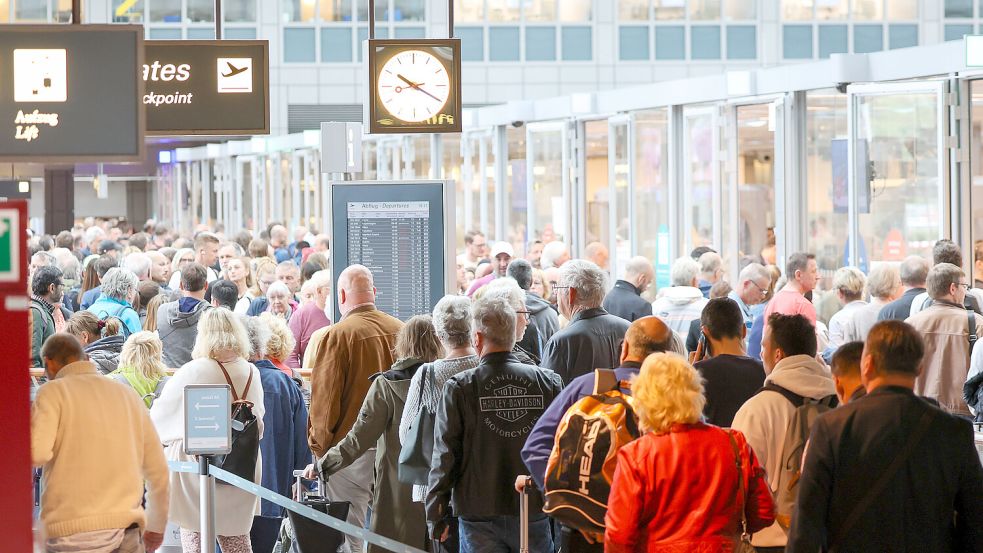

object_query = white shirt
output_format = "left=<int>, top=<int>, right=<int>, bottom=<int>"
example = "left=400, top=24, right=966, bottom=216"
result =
left=826, top=300, right=867, bottom=350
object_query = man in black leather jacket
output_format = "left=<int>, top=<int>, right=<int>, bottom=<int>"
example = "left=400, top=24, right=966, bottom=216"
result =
left=427, top=294, right=563, bottom=552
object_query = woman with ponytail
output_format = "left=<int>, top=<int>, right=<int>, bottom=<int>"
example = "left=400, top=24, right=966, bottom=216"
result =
left=64, top=310, right=125, bottom=374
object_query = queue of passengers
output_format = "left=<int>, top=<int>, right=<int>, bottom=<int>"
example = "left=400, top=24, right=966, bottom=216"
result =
left=27, top=218, right=983, bottom=553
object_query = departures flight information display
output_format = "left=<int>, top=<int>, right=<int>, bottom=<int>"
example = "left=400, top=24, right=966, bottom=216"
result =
left=347, top=201, right=431, bottom=320
left=329, top=180, right=449, bottom=322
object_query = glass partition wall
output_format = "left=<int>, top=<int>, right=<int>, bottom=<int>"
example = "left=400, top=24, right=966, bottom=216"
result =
left=162, top=77, right=956, bottom=299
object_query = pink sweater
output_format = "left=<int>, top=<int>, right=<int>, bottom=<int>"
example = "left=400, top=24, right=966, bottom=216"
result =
left=287, top=301, right=332, bottom=368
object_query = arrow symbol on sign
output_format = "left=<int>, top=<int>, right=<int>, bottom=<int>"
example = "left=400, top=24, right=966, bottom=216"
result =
left=0, top=218, right=8, bottom=238
left=195, top=403, right=219, bottom=410
left=194, top=424, right=220, bottom=431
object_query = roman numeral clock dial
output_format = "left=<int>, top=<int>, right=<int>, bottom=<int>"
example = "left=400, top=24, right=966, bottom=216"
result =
left=369, top=39, right=462, bottom=134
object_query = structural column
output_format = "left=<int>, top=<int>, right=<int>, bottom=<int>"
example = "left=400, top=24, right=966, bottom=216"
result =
left=44, top=167, right=74, bottom=233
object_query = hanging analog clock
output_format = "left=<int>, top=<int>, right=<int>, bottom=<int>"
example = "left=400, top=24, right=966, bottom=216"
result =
left=368, top=38, right=462, bottom=134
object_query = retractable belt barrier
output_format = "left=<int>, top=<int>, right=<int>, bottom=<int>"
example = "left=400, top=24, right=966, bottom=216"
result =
left=167, top=461, right=427, bottom=553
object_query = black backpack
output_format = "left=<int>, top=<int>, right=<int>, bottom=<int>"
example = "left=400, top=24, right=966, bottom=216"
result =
left=212, top=360, right=260, bottom=483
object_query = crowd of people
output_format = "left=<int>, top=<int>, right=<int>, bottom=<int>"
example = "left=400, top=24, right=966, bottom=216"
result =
left=26, top=219, right=983, bottom=553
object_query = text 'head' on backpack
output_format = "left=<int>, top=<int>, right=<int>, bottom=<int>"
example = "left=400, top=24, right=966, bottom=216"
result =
left=759, top=382, right=837, bottom=530
left=543, top=369, right=640, bottom=534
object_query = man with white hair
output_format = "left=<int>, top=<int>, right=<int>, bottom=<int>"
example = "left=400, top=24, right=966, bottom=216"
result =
left=697, top=251, right=724, bottom=298
left=306, top=265, right=403, bottom=553
left=122, top=252, right=152, bottom=282
left=651, top=256, right=710, bottom=335
left=81, top=226, right=106, bottom=257
left=541, top=259, right=630, bottom=384
left=287, top=269, right=332, bottom=368
left=730, top=262, right=772, bottom=330
left=427, top=294, right=562, bottom=552
left=602, top=255, right=655, bottom=323
left=540, top=240, right=571, bottom=270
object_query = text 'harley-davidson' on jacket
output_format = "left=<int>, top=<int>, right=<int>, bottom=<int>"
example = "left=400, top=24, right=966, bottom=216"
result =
left=426, top=351, right=563, bottom=524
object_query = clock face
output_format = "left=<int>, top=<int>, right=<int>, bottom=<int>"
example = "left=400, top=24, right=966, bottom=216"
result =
left=376, top=49, right=451, bottom=123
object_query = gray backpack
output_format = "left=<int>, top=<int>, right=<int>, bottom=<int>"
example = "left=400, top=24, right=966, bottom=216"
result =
left=758, top=383, right=837, bottom=529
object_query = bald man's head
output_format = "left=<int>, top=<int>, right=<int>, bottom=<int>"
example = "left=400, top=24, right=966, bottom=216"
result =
left=338, top=264, right=376, bottom=315
left=40, top=333, right=85, bottom=376
left=622, top=316, right=674, bottom=362
left=624, top=256, right=655, bottom=292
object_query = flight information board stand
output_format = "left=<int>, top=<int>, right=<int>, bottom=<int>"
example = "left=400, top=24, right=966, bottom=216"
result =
left=327, top=180, right=455, bottom=322
left=184, top=384, right=232, bottom=553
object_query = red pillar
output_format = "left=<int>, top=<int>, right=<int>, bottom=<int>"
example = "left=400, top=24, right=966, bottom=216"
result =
left=0, top=200, right=33, bottom=552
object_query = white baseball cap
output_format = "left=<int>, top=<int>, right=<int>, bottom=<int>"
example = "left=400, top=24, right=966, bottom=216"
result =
left=490, top=241, right=515, bottom=258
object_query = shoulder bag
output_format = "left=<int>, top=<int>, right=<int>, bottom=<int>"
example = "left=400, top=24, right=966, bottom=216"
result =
left=212, top=360, right=260, bottom=484
left=398, top=364, right=437, bottom=485
left=726, top=430, right=756, bottom=553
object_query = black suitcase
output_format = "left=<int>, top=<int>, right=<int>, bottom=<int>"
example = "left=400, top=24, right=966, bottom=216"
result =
left=285, top=470, right=351, bottom=553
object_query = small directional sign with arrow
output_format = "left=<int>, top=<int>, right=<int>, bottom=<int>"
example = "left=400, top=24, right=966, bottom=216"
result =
left=184, top=384, right=231, bottom=456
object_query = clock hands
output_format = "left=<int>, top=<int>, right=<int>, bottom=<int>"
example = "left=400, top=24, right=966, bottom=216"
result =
left=397, top=73, right=442, bottom=103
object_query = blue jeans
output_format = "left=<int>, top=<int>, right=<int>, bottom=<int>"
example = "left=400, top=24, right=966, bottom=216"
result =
left=459, top=515, right=553, bottom=553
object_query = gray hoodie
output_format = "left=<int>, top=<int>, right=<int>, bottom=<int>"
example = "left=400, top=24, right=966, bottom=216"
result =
left=157, top=299, right=212, bottom=368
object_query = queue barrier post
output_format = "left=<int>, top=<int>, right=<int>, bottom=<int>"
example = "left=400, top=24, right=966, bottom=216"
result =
left=168, top=461, right=427, bottom=553
left=199, top=455, right=216, bottom=553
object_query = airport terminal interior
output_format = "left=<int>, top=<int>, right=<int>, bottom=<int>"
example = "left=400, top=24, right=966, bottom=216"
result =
left=6, top=1, right=983, bottom=552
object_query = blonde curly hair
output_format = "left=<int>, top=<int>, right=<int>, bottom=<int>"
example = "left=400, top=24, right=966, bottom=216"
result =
left=631, top=353, right=706, bottom=434
left=258, top=311, right=296, bottom=362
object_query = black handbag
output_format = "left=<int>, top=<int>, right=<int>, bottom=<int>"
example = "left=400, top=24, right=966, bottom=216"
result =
left=212, top=360, right=260, bottom=484
left=398, top=364, right=437, bottom=485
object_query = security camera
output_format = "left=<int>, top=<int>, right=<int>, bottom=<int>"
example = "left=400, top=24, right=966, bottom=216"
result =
left=835, top=82, right=849, bottom=94
left=511, top=121, right=525, bottom=128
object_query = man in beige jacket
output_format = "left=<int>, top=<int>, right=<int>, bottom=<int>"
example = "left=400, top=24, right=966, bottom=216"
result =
left=906, top=262, right=983, bottom=417
left=32, top=334, right=169, bottom=552
left=306, top=265, right=403, bottom=553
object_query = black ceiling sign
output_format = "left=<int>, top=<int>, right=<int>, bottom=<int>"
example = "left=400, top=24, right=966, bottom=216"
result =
left=144, top=40, right=270, bottom=136
left=0, top=25, right=145, bottom=163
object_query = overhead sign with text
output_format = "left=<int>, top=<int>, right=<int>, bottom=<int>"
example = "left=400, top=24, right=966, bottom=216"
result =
left=0, top=25, right=145, bottom=163
left=145, top=40, right=269, bottom=136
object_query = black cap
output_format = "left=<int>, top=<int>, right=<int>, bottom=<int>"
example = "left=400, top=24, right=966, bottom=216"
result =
left=98, top=239, right=122, bottom=253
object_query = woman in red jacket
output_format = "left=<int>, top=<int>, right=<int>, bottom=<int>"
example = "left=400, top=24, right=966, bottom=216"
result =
left=605, top=353, right=775, bottom=552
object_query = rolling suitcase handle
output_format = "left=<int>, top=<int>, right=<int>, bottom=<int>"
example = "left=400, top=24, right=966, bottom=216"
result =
left=519, top=475, right=532, bottom=553
left=292, top=469, right=326, bottom=501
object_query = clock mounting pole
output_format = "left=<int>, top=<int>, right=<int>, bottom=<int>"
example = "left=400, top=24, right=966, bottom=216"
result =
left=369, top=0, right=376, bottom=39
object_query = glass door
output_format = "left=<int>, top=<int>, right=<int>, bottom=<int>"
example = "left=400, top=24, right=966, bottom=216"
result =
left=682, top=106, right=721, bottom=255
left=527, top=121, right=571, bottom=247
left=461, top=130, right=495, bottom=239
left=724, top=99, right=785, bottom=277
left=610, top=116, right=631, bottom=279
left=847, top=82, right=947, bottom=268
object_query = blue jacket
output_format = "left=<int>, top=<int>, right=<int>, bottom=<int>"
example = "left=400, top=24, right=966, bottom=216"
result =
left=247, top=297, right=269, bottom=316
left=80, top=285, right=101, bottom=310
left=87, top=296, right=141, bottom=335
left=255, top=359, right=310, bottom=517
left=520, top=361, right=642, bottom=490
